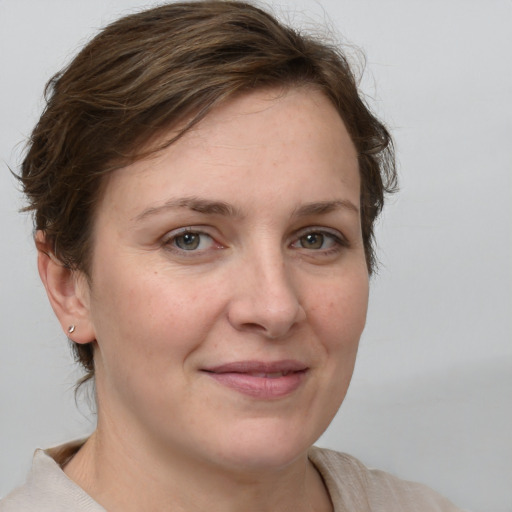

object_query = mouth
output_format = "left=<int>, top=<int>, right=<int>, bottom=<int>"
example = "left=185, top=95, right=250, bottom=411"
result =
left=201, top=360, right=308, bottom=399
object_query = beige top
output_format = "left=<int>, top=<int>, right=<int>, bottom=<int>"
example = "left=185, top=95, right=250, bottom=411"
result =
left=0, top=441, right=464, bottom=511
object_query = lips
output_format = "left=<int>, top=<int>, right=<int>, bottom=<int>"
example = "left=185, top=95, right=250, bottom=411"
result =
left=201, top=360, right=308, bottom=399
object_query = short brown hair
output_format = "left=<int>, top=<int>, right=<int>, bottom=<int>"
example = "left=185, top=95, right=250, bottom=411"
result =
left=20, top=0, right=397, bottom=383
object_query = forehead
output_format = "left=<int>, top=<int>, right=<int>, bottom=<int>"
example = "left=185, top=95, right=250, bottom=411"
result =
left=180, top=87, right=357, bottom=163
left=97, top=87, right=360, bottom=219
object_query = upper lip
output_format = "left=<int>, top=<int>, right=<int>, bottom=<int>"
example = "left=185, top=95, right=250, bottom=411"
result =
left=202, top=360, right=308, bottom=374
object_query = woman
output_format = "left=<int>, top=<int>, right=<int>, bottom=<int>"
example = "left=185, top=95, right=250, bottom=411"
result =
left=1, top=1, right=464, bottom=511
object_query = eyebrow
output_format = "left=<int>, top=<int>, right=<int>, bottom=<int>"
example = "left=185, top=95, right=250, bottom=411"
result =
left=133, top=196, right=243, bottom=222
left=292, top=200, right=360, bottom=218
left=133, top=197, right=359, bottom=223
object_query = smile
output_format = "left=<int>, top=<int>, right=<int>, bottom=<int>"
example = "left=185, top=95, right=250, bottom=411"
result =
left=202, top=361, right=308, bottom=399
left=250, top=371, right=291, bottom=378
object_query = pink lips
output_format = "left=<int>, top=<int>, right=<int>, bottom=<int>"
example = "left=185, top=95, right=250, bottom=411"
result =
left=202, top=360, right=308, bottom=399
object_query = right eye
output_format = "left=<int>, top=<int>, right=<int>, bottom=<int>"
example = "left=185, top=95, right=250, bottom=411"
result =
left=163, top=229, right=218, bottom=253
left=172, top=231, right=213, bottom=251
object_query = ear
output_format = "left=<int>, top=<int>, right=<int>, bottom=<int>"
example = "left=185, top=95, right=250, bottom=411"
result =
left=35, top=231, right=96, bottom=344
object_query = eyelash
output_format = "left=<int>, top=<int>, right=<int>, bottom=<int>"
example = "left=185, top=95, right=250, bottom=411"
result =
left=161, top=227, right=220, bottom=256
left=291, top=227, right=348, bottom=255
left=161, top=227, right=348, bottom=257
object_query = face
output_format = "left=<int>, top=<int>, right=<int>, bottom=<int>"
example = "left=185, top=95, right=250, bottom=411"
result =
left=81, top=88, right=369, bottom=471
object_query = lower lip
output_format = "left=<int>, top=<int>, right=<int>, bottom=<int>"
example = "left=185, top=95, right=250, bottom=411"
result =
left=205, top=371, right=306, bottom=399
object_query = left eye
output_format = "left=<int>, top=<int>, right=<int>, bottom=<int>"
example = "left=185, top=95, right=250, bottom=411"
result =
left=292, top=231, right=340, bottom=250
left=169, top=231, right=215, bottom=251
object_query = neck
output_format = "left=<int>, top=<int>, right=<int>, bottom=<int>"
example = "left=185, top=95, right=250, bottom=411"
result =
left=64, top=426, right=332, bottom=512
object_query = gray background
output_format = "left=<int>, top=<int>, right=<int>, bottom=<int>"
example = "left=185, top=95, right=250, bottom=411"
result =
left=1, top=1, right=511, bottom=511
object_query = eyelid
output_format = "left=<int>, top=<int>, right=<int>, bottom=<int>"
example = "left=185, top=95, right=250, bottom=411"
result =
left=161, top=226, right=208, bottom=242
left=160, top=225, right=348, bottom=257
left=292, top=226, right=348, bottom=243
left=290, top=226, right=349, bottom=252
left=161, top=226, right=223, bottom=255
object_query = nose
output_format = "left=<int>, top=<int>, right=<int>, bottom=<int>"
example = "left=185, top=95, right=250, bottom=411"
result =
left=227, top=250, right=306, bottom=339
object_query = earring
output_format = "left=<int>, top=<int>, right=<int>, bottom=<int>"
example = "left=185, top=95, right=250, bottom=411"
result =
left=68, top=325, right=76, bottom=334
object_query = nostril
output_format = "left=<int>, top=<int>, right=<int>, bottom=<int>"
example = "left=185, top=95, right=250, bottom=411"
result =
left=241, top=322, right=267, bottom=333
left=226, top=267, right=305, bottom=339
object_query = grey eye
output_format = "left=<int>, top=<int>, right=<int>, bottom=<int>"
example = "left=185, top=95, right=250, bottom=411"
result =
left=299, top=233, right=325, bottom=249
left=174, top=232, right=201, bottom=250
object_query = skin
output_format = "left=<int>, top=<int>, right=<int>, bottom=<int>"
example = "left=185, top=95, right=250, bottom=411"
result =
left=38, top=87, right=369, bottom=512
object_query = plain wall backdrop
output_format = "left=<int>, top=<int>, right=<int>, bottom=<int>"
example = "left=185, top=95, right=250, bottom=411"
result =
left=1, top=1, right=511, bottom=511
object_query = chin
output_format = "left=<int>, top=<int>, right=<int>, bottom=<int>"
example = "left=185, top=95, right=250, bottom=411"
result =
left=204, top=419, right=319, bottom=473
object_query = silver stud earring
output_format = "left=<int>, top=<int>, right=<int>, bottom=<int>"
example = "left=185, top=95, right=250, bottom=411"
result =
left=68, top=325, right=76, bottom=334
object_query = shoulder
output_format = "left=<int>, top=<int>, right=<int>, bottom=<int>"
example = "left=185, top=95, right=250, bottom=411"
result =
left=309, top=446, right=466, bottom=512
left=0, top=446, right=104, bottom=512
left=0, top=486, right=37, bottom=512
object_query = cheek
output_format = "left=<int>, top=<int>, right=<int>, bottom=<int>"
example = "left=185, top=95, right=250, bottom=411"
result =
left=309, top=270, right=369, bottom=344
left=90, top=271, right=220, bottom=413
left=90, top=267, right=219, bottom=374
